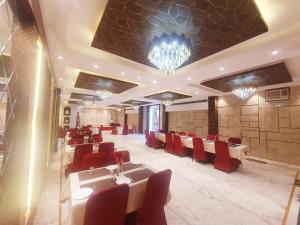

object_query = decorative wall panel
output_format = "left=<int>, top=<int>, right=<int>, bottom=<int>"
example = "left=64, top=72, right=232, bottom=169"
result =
left=218, top=85, right=300, bottom=165
left=168, top=110, right=208, bottom=137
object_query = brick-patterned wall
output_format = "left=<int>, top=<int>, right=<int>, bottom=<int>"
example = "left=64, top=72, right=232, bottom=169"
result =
left=218, top=86, right=300, bottom=165
left=168, top=110, right=208, bottom=137
left=127, top=113, right=139, bottom=133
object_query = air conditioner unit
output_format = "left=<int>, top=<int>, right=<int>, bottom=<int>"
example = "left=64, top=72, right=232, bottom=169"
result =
left=265, top=87, right=290, bottom=101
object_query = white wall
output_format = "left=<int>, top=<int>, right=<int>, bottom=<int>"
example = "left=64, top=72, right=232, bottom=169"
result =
left=81, top=108, right=112, bottom=126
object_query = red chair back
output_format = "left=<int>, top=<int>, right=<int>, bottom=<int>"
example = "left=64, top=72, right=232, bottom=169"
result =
left=173, top=134, right=186, bottom=157
left=178, top=131, right=186, bottom=136
left=111, top=127, right=117, bottom=135
left=90, top=134, right=103, bottom=143
left=192, top=137, right=207, bottom=162
left=149, top=131, right=161, bottom=149
left=81, top=152, right=106, bottom=170
left=165, top=133, right=174, bottom=153
left=122, top=125, right=129, bottom=135
left=138, top=170, right=172, bottom=225
left=228, top=137, right=241, bottom=145
left=84, top=184, right=129, bottom=225
left=73, top=144, right=93, bottom=170
left=114, top=150, right=130, bottom=164
left=144, top=130, right=151, bottom=147
left=214, top=141, right=237, bottom=173
left=98, top=142, right=115, bottom=164
left=207, top=134, right=218, bottom=141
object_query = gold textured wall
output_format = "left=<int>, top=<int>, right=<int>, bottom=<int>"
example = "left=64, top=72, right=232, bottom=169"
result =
left=127, top=113, right=139, bottom=133
left=116, top=110, right=125, bottom=125
left=218, top=86, right=300, bottom=165
left=168, top=110, right=208, bottom=137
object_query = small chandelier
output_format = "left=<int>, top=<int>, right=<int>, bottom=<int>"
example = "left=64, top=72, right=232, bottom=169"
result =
left=161, top=99, right=173, bottom=106
left=148, top=32, right=191, bottom=75
left=232, top=85, right=257, bottom=100
left=96, top=89, right=113, bottom=99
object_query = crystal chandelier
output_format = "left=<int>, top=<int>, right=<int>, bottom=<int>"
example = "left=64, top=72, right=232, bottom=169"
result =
left=96, top=89, right=113, bottom=99
left=148, top=32, right=191, bottom=75
left=232, top=86, right=257, bottom=100
left=161, top=99, right=173, bottom=106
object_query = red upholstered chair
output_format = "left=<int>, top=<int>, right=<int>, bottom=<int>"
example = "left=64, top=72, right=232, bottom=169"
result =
left=114, top=150, right=130, bottom=164
left=192, top=137, right=207, bottom=162
left=207, top=134, right=218, bottom=141
left=65, top=144, right=93, bottom=176
left=169, top=131, right=175, bottom=134
left=98, top=142, right=115, bottom=163
left=178, top=131, right=186, bottom=136
left=173, top=134, right=187, bottom=157
left=84, top=184, right=129, bottom=225
left=149, top=131, right=162, bottom=149
left=188, top=133, right=196, bottom=138
left=68, top=137, right=84, bottom=145
left=111, top=127, right=118, bottom=135
left=81, top=150, right=131, bottom=170
left=144, top=130, right=151, bottom=147
left=90, top=134, right=103, bottom=143
left=228, top=137, right=241, bottom=145
left=135, top=169, right=172, bottom=225
left=158, top=129, right=165, bottom=133
left=165, top=133, right=174, bottom=153
left=122, top=125, right=129, bottom=135
left=128, top=125, right=134, bottom=134
left=98, top=142, right=115, bottom=152
left=214, top=141, right=238, bottom=173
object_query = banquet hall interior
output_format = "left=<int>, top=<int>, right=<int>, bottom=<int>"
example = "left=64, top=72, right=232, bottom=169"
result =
left=1, top=0, right=300, bottom=225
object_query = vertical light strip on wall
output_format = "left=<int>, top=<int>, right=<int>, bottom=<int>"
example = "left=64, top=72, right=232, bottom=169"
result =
left=26, top=40, right=43, bottom=215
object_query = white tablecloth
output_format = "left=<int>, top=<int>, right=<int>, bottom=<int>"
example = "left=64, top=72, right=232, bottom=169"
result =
left=62, top=163, right=169, bottom=225
left=117, top=127, right=123, bottom=134
left=155, top=133, right=247, bottom=160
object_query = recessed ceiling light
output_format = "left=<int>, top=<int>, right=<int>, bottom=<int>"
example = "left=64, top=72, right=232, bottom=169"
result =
left=153, top=80, right=157, bottom=84
left=177, top=87, right=181, bottom=90
left=187, top=77, right=192, bottom=81
left=272, top=50, right=279, bottom=55
left=59, top=78, right=63, bottom=81
left=121, top=72, right=125, bottom=76
left=195, top=91, right=199, bottom=94
left=219, top=67, right=224, bottom=71
left=137, top=76, right=141, bottom=80
left=58, top=55, right=63, bottom=60
left=93, top=64, right=98, bottom=68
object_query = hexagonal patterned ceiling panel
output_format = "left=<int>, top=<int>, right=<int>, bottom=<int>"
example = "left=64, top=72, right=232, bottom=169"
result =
left=201, top=62, right=292, bottom=92
left=92, top=0, right=268, bottom=68
left=144, top=91, right=192, bottom=100
left=75, top=72, right=138, bottom=93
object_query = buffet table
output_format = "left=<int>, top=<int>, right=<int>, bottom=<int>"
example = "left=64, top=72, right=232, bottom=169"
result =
left=155, top=133, right=248, bottom=160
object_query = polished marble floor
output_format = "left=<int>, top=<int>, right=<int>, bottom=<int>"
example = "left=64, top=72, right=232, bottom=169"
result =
left=34, top=134, right=298, bottom=225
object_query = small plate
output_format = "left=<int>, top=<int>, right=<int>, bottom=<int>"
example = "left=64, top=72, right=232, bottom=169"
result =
left=72, top=188, right=93, bottom=200
left=105, top=165, right=118, bottom=171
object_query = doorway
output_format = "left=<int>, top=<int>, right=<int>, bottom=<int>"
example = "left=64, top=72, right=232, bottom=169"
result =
left=148, top=105, right=160, bottom=131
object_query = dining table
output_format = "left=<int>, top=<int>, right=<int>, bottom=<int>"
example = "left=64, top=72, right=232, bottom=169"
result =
left=62, top=162, right=169, bottom=225
left=155, top=133, right=248, bottom=160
